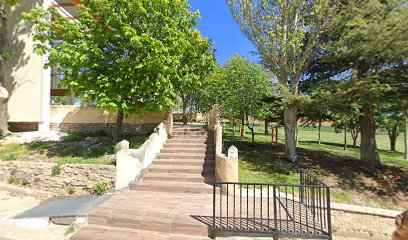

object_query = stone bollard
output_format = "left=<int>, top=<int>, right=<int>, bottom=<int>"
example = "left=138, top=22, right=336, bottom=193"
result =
left=116, top=140, right=129, bottom=152
left=228, top=145, right=238, bottom=160
left=227, top=145, right=239, bottom=184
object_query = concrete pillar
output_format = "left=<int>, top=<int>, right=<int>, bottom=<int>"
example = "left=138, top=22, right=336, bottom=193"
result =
left=227, top=145, right=239, bottom=183
left=38, top=0, right=52, bottom=132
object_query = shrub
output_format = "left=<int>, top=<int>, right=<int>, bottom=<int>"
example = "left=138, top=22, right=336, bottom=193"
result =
left=68, top=187, right=76, bottom=195
left=10, top=168, right=18, bottom=176
left=4, top=154, right=17, bottom=161
left=21, top=179, right=30, bottom=186
left=8, top=168, right=21, bottom=184
left=33, top=177, right=41, bottom=183
left=92, top=182, right=109, bottom=196
left=64, top=224, right=76, bottom=236
left=8, top=177, right=21, bottom=185
left=51, top=165, right=61, bottom=176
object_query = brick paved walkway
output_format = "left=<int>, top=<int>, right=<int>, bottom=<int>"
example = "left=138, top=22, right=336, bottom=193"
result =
left=71, top=126, right=215, bottom=240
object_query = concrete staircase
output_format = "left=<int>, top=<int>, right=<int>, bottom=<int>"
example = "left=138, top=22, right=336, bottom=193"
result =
left=129, top=126, right=215, bottom=192
left=72, top=125, right=215, bottom=239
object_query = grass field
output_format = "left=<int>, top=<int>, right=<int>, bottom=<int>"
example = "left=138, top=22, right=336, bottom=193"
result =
left=223, top=124, right=408, bottom=210
left=0, top=132, right=148, bottom=165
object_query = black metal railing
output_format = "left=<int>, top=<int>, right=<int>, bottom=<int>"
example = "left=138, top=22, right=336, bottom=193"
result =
left=213, top=170, right=332, bottom=239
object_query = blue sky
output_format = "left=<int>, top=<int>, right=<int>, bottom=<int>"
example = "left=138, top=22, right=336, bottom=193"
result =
left=189, top=0, right=258, bottom=65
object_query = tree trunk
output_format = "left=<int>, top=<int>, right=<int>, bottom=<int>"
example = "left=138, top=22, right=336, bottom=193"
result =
left=405, top=109, right=408, bottom=160
left=284, top=107, right=297, bottom=162
left=232, top=119, right=235, bottom=135
left=344, top=126, right=347, bottom=150
left=296, top=122, right=299, bottom=147
left=264, top=119, right=269, bottom=135
left=240, top=118, right=244, bottom=139
left=388, top=125, right=398, bottom=152
left=182, top=97, right=188, bottom=125
left=318, top=119, right=321, bottom=145
left=113, top=110, right=124, bottom=143
left=0, top=96, right=7, bottom=136
left=359, top=103, right=380, bottom=166
left=245, top=114, right=255, bottom=144
left=69, top=88, right=75, bottom=105
left=0, top=6, right=9, bottom=136
left=350, top=129, right=359, bottom=148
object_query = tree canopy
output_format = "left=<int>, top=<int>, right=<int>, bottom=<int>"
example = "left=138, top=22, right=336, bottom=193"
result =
left=227, top=0, right=337, bottom=162
left=24, top=0, right=214, bottom=140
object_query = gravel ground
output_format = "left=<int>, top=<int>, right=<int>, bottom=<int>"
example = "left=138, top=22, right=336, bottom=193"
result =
left=0, top=190, right=70, bottom=240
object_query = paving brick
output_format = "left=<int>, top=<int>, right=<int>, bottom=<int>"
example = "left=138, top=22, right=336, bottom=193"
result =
left=72, top=126, right=215, bottom=240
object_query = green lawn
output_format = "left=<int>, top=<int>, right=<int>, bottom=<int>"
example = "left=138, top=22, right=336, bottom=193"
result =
left=223, top=124, right=408, bottom=210
left=0, top=132, right=148, bottom=165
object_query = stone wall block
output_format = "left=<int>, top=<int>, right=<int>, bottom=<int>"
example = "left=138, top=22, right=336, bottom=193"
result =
left=0, top=161, right=115, bottom=196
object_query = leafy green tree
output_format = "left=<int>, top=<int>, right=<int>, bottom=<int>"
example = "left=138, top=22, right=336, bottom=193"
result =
left=310, top=0, right=408, bottom=166
left=199, top=55, right=271, bottom=143
left=380, top=63, right=408, bottom=158
left=376, top=107, right=404, bottom=152
left=222, top=55, right=271, bottom=143
left=175, top=35, right=215, bottom=125
left=227, top=0, right=337, bottom=162
left=0, top=0, right=16, bottom=136
left=300, top=91, right=332, bottom=145
left=24, top=0, right=206, bottom=141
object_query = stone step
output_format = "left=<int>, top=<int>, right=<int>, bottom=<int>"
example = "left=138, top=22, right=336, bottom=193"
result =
left=163, top=143, right=209, bottom=149
left=129, top=182, right=213, bottom=194
left=145, top=171, right=214, bottom=178
left=170, top=131, right=208, bottom=135
left=172, top=127, right=206, bottom=132
left=82, top=217, right=210, bottom=238
left=166, top=138, right=214, bottom=144
left=169, top=134, right=209, bottom=139
left=160, top=148, right=214, bottom=154
left=157, top=153, right=215, bottom=160
left=154, top=160, right=215, bottom=167
left=142, top=175, right=215, bottom=184
left=149, top=166, right=215, bottom=175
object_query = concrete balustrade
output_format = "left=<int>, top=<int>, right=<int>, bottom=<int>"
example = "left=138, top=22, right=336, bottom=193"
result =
left=115, top=112, right=172, bottom=190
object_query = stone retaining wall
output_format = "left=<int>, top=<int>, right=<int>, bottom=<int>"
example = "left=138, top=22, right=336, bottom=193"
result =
left=0, top=161, right=115, bottom=196
left=331, top=209, right=395, bottom=239
left=50, top=122, right=157, bottom=135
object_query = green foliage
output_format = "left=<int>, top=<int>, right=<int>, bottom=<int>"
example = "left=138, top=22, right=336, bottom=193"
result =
left=51, top=165, right=61, bottom=176
left=64, top=224, right=76, bottom=236
left=8, top=168, right=20, bottom=184
left=227, top=0, right=337, bottom=97
left=23, top=0, right=213, bottom=137
left=0, top=143, right=27, bottom=161
left=128, top=135, right=147, bottom=149
left=21, top=179, right=29, bottom=186
left=68, top=187, right=76, bottom=195
left=200, top=55, right=271, bottom=118
left=8, top=177, right=20, bottom=185
left=304, top=0, right=408, bottom=164
left=92, top=182, right=109, bottom=196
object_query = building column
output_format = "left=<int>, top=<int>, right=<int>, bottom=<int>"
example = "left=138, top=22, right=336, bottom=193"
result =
left=38, top=0, right=52, bottom=132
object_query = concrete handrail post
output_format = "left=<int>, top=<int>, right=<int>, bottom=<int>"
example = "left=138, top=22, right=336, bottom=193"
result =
left=215, top=122, right=223, bottom=154
left=209, top=104, right=239, bottom=185
left=165, top=107, right=173, bottom=135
